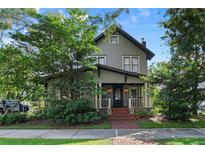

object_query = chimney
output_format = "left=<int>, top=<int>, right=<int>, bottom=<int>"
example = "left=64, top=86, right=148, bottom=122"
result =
left=141, top=38, right=146, bottom=47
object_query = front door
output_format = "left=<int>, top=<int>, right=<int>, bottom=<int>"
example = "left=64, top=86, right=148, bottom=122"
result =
left=113, top=85, right=123, bottom=107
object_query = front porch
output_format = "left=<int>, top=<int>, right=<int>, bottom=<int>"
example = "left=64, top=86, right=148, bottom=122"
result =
left=95, top=83, right=151, bottom=115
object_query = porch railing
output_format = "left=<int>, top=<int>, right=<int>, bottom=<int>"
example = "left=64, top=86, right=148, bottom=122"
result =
left=99, top=98, right=111, bottom=109
left=128, top=97, right=144, bottom=108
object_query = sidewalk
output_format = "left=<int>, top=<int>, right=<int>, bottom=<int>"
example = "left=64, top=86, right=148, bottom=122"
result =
left=0, top=128, right=205, bottom=139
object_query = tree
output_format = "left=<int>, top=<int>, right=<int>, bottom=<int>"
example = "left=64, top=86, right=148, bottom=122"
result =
left=0, top=45, right=45, bottom=124
left=0, top=9, right=36, bottom=46
left=161, top=9, right=205, bottom=115
left=146, top=9, right=205, bottom=120
left=148, top=60, right=199, bottom=120
left=0, top=8, right=128, bottom=124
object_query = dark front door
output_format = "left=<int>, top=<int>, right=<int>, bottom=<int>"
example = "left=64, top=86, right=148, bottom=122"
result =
left=113, top=85, right=123, bottom=107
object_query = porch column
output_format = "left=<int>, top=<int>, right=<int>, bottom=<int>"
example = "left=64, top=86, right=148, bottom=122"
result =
left=95, top=83, right=98, bottom=109
left=144, top=83, right=148, bottom=108
left=147, top=83, right=152, bottom=108
left=99, top=82, right=102, bottom=108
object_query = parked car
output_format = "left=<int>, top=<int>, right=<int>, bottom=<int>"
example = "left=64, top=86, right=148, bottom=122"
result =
left=0, top=100, right=29, bottom=113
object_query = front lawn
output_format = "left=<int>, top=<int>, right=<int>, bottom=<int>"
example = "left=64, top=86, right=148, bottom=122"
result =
left=138, top=119, right=205, bottom=128
left=0, top=138, right=112, bottom=145
left=0, top=120, right=111, bottom=129
left=156, top=138, right=205, bottom=145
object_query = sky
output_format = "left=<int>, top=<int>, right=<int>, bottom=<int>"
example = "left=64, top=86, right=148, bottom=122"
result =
left=36, top=8, right=171, bottom=65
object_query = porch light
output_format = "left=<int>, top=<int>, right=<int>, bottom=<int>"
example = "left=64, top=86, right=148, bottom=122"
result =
left=124, top=87, right=128, bottom=93
left=107, top=88, right=112, bottom=93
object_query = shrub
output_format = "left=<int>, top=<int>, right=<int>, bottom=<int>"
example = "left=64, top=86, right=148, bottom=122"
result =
left=64, top=112, right=102, bottom=124
left=0, top=113, right=27, bottom=125
left=64, top=97, right=95, bottom=115
left=46, top=97, right=106, bottom=124
left=27, top=107, right=46, bottom=120
left=134, top=109, right=153, bottom=118
left=167, top=101, right=191, bottom=121
left=151, top=86, right=192, bottom=121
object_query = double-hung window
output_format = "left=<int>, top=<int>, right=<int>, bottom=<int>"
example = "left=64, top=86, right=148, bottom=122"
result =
left=123, top=57, right=130, bottom=71
left=122, top=56, right=140, bottom=73
left=132, top=57, right=139, bottom=72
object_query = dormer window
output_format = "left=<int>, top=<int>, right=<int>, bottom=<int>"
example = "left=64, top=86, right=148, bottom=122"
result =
left=109, top=35, right=119, bottom=45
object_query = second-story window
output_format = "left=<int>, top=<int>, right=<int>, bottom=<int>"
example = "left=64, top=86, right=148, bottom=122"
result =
left=132, top=57, right=139, bottom=72
left=90, top=56, right=106, bottom=65
left=124, top=57, right=130, bottom=71
left=109, top=35, right=119, bottom=44
left=122, top=56, right=140, bottom=73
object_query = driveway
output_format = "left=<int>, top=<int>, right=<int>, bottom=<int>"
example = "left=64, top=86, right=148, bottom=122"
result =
left=0, top=128, right=205, bottom=139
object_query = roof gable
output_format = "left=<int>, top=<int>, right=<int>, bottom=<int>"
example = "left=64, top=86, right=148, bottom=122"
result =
left=94, top=27, right=155, bottom=60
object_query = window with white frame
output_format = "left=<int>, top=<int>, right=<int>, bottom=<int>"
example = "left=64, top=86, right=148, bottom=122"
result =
left=132, top=57, right=139, bottom=72
left=123, top=57, right=130, bottom=71
left=122, top=56, right=140, bottom=73
left=109, top=35, right=119, bottom=44
left=89, top=56, right=106, bottom=65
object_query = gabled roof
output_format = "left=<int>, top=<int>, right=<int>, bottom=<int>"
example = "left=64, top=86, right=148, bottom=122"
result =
left=94, top=27, right=155, bottom=60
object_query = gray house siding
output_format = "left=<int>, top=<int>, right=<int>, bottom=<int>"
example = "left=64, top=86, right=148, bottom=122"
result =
left=92, top=30, right=152, bottom=111
left=93, top=31, right=148, bottom=75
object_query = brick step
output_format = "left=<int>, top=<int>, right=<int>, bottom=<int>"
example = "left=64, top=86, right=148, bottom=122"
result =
left=111, top=114, right=132, bottom=117
left=109, top=114, right=136, bottom=120
left=112, top=112, right=130, bottom=114
left=112, top=108, right=129, bottom=110
left=112, top=110, right=129, bottom=113
left=112, top=110, right=129, bottom=112
left=109, top=117, right=136, bottom=120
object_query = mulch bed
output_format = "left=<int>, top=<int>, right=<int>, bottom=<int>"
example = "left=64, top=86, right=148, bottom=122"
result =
left=112, top=137, right=157, bottom=145
left=8, top=119, right=108, bottom=129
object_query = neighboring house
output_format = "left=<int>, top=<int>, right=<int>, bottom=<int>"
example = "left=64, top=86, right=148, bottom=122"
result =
left=198, top=81, right=205, bottom=89
left=91, top=27, right=155, bottom=117
left=198, top=81, right=205, bottom=110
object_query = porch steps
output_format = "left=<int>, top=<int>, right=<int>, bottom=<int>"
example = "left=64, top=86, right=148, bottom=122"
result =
left=108, top=108, right=136, bottom=120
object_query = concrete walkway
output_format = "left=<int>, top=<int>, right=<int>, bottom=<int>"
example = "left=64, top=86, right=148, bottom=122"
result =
left=0, top=128, right=205, bottom=139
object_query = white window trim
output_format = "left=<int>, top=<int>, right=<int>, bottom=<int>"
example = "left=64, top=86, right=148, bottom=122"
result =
left=109, top=35, right=119, bottom=45
left=89, top=55, right=107, bottom=65
left=122, top=56, right=140, bottom=73
left=122, top=56, right=131, bottom=71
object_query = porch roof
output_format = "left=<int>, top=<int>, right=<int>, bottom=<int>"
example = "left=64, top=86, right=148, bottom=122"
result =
left=97, top=64, right=146, bottom=78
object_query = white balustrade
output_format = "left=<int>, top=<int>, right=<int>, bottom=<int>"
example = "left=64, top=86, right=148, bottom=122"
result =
left=128, top=97, right=143, bottom=108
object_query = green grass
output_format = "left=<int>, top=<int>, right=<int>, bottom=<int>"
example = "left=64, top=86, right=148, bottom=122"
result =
left=138, top=119, right=205, bottom=128
left=0, top=138, right=112, bottom=145
left=0, top=121, right=111, bottom=129
left=156, top=138, right=205, bottom=145
left=84, top=121, right=111, bottom=129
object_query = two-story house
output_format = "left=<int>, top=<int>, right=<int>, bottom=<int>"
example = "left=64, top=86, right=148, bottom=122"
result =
left=45, top=26, right=155, bottom=120
left=91, top=27, right=155, bottom=119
